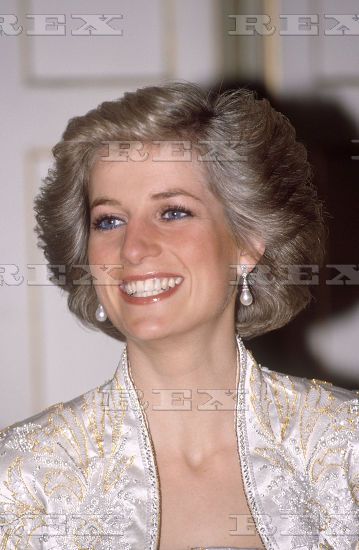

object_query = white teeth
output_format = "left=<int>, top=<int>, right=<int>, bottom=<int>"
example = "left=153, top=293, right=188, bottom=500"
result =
left=144, top=279, right=152, bottom=291
left=137, top=280, right=145, bottom=292
left=122, top=276, right=183, bottom=297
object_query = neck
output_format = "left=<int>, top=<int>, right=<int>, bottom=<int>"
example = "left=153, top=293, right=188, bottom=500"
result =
left=126, top=326, right=240, bottom=389
left=123, top=327, right=243, bottom=468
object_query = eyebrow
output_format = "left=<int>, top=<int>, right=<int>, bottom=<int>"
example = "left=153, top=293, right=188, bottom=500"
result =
left=90, top=188, right=203, bottom=210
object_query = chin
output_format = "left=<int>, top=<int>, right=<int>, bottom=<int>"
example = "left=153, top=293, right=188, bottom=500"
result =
left=121, top=322, right=178, bottom=342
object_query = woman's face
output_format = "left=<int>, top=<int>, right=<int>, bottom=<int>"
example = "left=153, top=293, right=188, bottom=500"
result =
left=87, top=143, right=248, bottom=342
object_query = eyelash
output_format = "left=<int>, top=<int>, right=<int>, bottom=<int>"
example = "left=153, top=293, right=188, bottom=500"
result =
left=91, top=203, right=193, bottom=232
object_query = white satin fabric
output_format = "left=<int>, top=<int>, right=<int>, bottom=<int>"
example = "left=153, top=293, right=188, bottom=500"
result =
left=0, top=335, right=358, bottom=549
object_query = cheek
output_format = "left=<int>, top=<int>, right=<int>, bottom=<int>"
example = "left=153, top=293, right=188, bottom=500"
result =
left=87, top=238, right=120, bottom=287
left=186, top=227, right=232, bottom=287
left=87, top=236, right=115, bottom=263
left=194, top=227, right=231, bottom=265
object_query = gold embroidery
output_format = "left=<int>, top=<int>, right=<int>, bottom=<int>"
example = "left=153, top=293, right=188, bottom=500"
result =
left=250, top=364, right=298, bottom=443
left=5, top=456, right=45, bottom=513
left=246, top=356, right=359, bottom=547
left=0, top=378, right=137, bottom=549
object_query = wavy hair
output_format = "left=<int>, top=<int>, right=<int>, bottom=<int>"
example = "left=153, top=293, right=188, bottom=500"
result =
left=34, top=81, right=327, bottom=340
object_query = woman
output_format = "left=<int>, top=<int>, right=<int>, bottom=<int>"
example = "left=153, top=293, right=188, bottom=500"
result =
left=0, top=82, right=358, bottom=550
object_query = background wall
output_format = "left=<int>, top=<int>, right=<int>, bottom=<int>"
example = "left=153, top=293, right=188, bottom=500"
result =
left=1, top=0, right=358, bottom=428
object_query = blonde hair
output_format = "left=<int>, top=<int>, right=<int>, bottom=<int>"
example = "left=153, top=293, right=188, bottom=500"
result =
left=34, top=81, right=326, bottom=340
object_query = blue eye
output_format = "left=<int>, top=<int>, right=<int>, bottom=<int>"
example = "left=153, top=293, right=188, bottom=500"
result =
left=160, top=204, right=193, bottom=222
left=91, top=204, right=193, bottom=231
left=91, top=215, right=122, bottom=231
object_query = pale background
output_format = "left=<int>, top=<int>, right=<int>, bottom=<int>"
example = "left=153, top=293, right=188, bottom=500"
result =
left=1, top=0, right=358, bottom=428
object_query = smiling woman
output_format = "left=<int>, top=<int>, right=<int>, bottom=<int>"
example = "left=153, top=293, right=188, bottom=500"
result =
left=0, top=82, right=358, bottom=550
left=86, top=140, right=251, bottom=341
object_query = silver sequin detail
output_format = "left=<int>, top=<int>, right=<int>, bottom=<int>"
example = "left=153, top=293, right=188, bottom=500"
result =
left=121, top=345, right=161, bottom=550
left=235, top=334, right=273, bottom=549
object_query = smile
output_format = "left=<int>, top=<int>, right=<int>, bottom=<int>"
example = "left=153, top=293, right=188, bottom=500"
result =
left=119, top=276, right=183, bottom=304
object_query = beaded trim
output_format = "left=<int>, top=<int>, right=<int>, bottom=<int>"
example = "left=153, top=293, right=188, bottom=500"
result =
left=121, top=345, right=161, bottom=550
left=120, top=335, right=272, bottom=550
left=235, top=333, right=273, bottom=549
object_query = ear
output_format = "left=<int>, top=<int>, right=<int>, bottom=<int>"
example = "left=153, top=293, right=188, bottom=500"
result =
left=236, top=238, right=265, bottom=274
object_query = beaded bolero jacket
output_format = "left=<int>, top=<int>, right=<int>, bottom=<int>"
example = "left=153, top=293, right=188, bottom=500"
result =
left=0, top=336, right=358, bottom=549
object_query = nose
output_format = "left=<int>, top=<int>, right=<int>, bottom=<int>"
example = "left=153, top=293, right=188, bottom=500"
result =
left=119, top=217, right=162, bottom=265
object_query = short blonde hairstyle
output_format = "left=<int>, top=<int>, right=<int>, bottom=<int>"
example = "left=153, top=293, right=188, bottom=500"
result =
left=34, top=81, right=326, bottom=340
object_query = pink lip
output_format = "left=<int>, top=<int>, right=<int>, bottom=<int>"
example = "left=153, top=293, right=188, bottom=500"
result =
left=119, top=272, right=182, bottom=284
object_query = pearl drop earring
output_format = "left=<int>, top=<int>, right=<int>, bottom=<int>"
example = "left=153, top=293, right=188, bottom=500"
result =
left=239, top=264, right=253, bottom=306
left=95, top=303, right=107, bottom=322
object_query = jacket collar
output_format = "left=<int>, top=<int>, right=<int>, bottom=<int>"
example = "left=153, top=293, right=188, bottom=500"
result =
left=110, top=334, right=270, bottom=549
